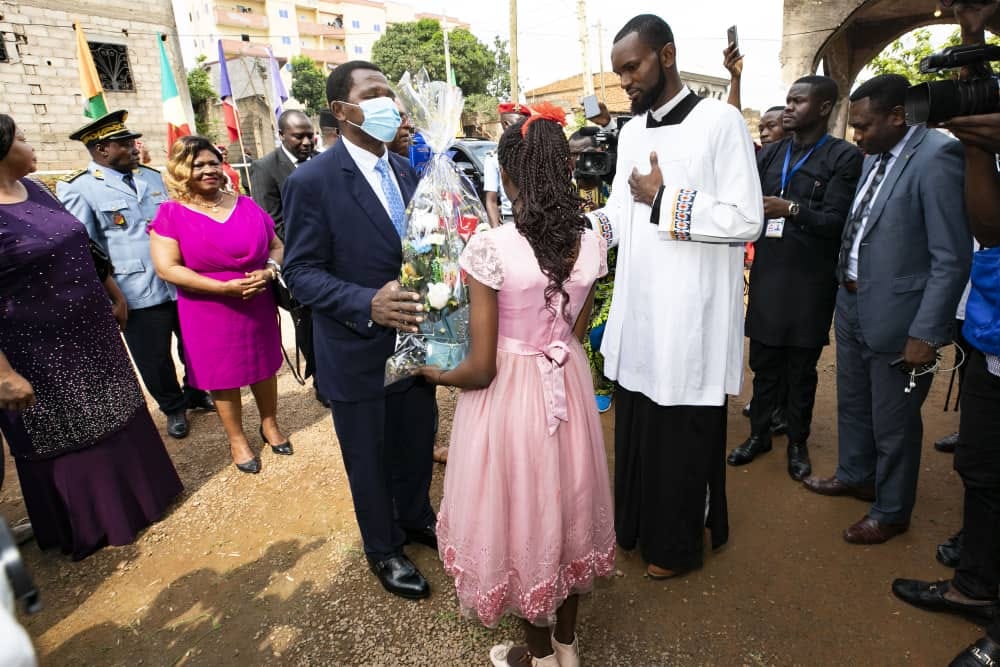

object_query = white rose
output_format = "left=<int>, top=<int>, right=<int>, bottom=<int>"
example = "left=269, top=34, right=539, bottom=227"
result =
left=426, top=232, right=446, bottom=246
left=412, top=212, right=439, bottom=234
left=426, top=282, right=451, bottom=310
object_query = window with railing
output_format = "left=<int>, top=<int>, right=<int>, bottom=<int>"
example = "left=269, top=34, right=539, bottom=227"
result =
left=278, top=9, right=288, bottom=18
left=88, top=42, right=134, bottom=92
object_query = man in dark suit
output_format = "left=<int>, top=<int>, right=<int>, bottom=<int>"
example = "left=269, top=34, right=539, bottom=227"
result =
left=281, top=61, right=436, bottom=600
left=804, top=74, right=972, bottom=544
left=728, top=76, right=862, bottom=481
left=250, top=110, right=324, bottom=402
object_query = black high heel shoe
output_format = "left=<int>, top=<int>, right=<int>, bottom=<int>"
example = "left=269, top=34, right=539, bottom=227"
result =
left=235, top=456, right=261, bottom=474
left=259, top=426, right=293, bottom=455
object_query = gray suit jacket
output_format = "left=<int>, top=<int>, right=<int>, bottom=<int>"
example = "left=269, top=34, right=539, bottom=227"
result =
left=844, top=125, right=972, bottom=353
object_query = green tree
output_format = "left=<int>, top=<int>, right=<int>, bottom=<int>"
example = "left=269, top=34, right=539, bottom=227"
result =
left=290, top=55, right=327, bottom=116
left=372, top=19, right=504, bottom=107
left=867, top=28, right=999, bottom=84
left=187, top=55, right=217, bottom=137
left=487, top=36, right=511, bottom=100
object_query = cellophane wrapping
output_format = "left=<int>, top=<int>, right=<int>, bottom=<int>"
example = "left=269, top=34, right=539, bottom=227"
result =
left=384, top=70, right=488, bottom=386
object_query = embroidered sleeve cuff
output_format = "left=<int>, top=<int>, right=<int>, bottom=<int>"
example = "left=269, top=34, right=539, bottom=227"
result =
left=586, top=210, right=615, bottom=247
left=656, top=187, right=698, bottom=241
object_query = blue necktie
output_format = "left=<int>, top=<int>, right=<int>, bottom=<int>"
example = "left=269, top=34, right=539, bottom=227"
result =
left=374, top=158, right=406, bottom=237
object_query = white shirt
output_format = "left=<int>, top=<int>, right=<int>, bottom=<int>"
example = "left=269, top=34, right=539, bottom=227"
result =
left=483, top=153, right=512, bottom=218
left=341, top=135, right=402, bottom=216
left=589, top=89, right=764, bottom=406
left=281, top=144, right=306, bottom=168
left=846, top=126, right=916, bottom=281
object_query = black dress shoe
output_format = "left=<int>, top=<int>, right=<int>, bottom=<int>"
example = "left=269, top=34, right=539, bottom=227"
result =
left=235, top=456, right=261, bottom=474
left=769, top=408, right=788, bottom=435
left=935, top=431, right=960, bottom=453
left=950, top=636, right=1000, bottom=667
left=259, top=425, right=293, bottom=455
left=367, top=554, right=430, bottom=599
left=404, top=524, right=438, bottom=550
left=937, top=530, right=964, bottom=568
left=891, top=578, right=999, bottom=626
left=727, top=435, right=772, bottom=466
left=787, top=442, right=812, bottom=481
left=187, top=393, right=216, bottom=412
left=166, top=411, right=189, bottom=439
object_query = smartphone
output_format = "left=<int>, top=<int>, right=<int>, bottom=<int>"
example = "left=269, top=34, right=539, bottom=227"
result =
left=727, top=25, right=739, bottom=53
left=582, top=94, right=601, bottom=119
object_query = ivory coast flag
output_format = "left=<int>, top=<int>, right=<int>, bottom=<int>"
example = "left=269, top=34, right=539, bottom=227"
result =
left=157, top=34, right=191, bottom=146
left=75, top=22, right=108, bottom=119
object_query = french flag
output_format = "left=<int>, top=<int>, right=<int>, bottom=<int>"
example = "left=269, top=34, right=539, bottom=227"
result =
left=217, top=40, right=241, bottom=143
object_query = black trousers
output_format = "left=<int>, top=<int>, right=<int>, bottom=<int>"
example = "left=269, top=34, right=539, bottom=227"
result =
left=748, top=340, right=824, bottom=444
left=330, top=381, right=437, bottom=561
left=953, top=348, right=1000, bottom=646
left=615, top=388, right=728, bottom=572
left=122, top=301, right=206, bottom=415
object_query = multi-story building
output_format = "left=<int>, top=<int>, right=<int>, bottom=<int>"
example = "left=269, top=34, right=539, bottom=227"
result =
left=175, top=1, right=468, bottom=73
left=0, top=0, right=193, bottom=171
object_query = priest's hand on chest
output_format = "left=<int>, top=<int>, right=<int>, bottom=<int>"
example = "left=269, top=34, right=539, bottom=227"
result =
left=628, top=151, right=663, bottom=206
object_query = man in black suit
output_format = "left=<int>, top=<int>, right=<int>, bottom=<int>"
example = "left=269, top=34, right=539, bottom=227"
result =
left=728, top=75, right=862, bottom=480
left=250, top=110, right=324, bottom=402
left=281, top=61, right=436, bottom=600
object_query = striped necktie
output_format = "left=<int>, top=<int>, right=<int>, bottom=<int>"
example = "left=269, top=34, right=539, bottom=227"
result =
left=374, top=158, right=406, bottom=237
left=838, top=152, right=891, bottom=281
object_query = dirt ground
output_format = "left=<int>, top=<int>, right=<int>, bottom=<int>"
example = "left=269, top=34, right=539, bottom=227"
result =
left=1, top=337, right=981, bottom=666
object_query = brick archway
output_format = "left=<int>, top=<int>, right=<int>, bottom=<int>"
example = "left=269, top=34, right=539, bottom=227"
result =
left=780, top=0, right=1000, bottom=136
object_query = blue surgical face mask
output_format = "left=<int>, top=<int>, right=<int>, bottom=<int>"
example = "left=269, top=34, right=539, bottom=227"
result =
left=342, top=97, right=402, bottom=143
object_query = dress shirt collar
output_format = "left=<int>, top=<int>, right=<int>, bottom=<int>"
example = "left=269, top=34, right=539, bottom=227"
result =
left=341, top=134, right=388, bottom=173
left=281, top=144, right=307, bottom=167
left=650, top=86, right=692, bottom=122
left=886, top=126, right=917, bottom=161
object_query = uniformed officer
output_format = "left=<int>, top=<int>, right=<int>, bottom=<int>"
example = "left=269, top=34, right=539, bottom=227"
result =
left=56, top=110, right=213, bottom=438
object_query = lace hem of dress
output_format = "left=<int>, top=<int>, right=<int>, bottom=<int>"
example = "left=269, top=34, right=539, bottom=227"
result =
left=440, top=540, right=616, bottom=628
left=459, top=233, right=504, bottom=290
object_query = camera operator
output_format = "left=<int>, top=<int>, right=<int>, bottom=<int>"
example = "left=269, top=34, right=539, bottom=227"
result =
left=890, top=3, right=1000, bottom=665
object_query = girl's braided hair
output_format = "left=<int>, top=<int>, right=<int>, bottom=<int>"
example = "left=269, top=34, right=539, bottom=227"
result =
left=497, top=104, right=586, bottom=321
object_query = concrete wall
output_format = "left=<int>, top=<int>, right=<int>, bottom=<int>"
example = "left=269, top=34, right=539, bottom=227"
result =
left=0, top=0, right=193, bottom=171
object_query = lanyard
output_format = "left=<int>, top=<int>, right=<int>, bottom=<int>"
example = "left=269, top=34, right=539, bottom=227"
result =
left=780, top=135, right=829, bottom=197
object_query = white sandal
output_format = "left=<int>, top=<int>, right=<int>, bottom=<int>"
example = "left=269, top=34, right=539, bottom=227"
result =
left=489, top=643, right=560, bottom=667
left=551, top=634, right=579, bottom=667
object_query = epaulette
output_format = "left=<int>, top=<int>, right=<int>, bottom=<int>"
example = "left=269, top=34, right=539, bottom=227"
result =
left=138, top=164, right=162, bottom=174
left=59, top=169, right=87, bottom=183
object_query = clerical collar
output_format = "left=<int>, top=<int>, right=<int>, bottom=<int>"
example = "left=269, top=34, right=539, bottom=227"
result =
left=649, top=86, right=692, bottom=122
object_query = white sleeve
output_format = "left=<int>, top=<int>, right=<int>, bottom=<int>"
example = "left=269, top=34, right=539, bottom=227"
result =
left=653, top=107, right=763, bottom=243
left=483, top=154, right=500, bottom=194
left=584, top=153, right=632, bottom=249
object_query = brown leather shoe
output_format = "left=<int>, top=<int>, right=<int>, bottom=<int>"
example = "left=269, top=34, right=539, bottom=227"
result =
left=802, top=475, right=876, bottom=501
left=843, top=515, right=909, bottom=544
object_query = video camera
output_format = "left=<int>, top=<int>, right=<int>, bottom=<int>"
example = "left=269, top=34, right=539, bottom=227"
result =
left=905, top=43, right=1000, bottom=124
left=573, top=117, right=630, bottom=183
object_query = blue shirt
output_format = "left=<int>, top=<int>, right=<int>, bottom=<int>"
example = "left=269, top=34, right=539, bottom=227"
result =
left=56, top=161, right=175, bottom=309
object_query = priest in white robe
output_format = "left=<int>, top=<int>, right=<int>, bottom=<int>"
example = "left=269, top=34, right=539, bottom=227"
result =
left=590, top=14, right=763, bottom=579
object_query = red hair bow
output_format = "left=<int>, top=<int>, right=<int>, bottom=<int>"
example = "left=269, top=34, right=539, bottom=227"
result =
left=497, top=102, right=533, bottom=117
left=520, top=101, right=567, bottom=137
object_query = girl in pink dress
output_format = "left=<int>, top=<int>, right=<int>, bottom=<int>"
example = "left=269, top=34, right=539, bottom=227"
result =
left=421, top=104, right=615, bottom=667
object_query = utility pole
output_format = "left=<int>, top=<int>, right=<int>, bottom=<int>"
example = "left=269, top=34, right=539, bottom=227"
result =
left=577, top=0, right=594, bottom=97
left=442, top=9, right=453, bottom=85
left=510, top=0, right=519, bottom=107
left=596, top=19, right=606, bottom=103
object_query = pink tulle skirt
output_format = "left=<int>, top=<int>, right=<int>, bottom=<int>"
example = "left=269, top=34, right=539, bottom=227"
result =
left=437, top=339, right=615, bottom=627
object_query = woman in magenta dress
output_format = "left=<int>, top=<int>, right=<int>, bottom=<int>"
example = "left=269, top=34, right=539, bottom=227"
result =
left=149, top=136, right=288, bottom=475
left=422, top=104, right=615, bottom=667
left=0, top=114, right=182, bottom=560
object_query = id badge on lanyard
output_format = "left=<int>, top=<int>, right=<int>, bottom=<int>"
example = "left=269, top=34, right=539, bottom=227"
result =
left=768, top=136, right=829, bottom=239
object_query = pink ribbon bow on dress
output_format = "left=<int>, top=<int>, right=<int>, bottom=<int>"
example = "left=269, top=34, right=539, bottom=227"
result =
left=498, top=336, right=570, bottom=435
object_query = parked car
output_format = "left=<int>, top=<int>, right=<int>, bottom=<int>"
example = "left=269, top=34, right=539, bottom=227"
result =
left=448, top=138, right=497, bottom=205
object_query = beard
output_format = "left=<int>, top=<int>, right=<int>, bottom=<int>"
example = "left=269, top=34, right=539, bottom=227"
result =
left=631, top=66, right=668, bottom=115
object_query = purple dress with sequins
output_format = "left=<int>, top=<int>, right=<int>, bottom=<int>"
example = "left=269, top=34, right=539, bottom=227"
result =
left=0, top=179, right=182, bottom=560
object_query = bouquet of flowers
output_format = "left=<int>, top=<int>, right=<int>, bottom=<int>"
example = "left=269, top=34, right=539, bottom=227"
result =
left=384, top=69, right=489, bottom=386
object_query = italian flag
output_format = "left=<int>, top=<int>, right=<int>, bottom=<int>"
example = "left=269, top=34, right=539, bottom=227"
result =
left=74, top=22, right=108, bottom=119
left=158, top=34, right=191, bottom=146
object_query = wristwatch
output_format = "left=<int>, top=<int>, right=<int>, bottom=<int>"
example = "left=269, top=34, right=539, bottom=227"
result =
left=787, top=200, right=800, bottom=217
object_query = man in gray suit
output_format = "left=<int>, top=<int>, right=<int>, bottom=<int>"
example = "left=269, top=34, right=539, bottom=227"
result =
left=804, top=74, right=972, bottom=544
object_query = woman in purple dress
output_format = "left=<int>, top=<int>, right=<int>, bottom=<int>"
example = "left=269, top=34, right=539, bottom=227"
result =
left=149, top=136, right=287, bottom=475
left=0, top=114, right=183, bottom=561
